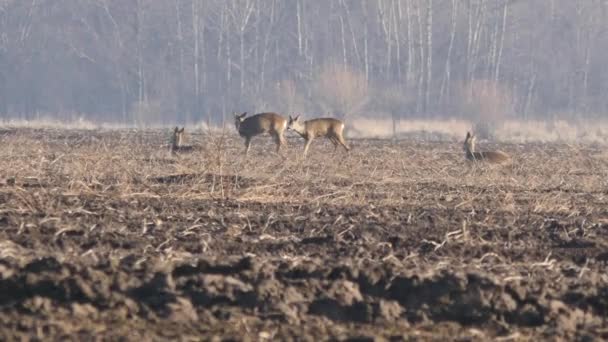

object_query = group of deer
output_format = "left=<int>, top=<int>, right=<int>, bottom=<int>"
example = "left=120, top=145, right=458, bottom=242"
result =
left=173, top=112, right=350, bottom=157
left=173, top=112, right=510, bottom=163
left=233, top=112, right=350, bottom=157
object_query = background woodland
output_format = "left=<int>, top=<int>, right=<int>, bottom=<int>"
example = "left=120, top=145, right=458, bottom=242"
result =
left=1, top=0, right=606, bottom=127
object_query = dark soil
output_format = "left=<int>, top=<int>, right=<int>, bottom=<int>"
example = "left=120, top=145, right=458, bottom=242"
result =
left=0, top=128, right=607, bottom=340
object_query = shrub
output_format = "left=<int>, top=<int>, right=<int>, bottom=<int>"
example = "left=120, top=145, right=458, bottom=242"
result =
left=455, top=79, right=514, bottom=138
left=311, top=64, right=368, bottom=119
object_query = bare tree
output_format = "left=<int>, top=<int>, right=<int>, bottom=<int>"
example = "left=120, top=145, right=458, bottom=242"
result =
left=424, top=0, right=432, bottom=113
left=0, top=0, right=607, bottom=124
left=439, top=0, right=458, bottom=107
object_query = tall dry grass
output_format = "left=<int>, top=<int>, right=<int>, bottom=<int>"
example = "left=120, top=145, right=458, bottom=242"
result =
left=346, top=117, right=608, bottom=144
left=6, top=117, right=608, bottom=145
left=1, top=128, right=606, bottom=298
left=1, top=127, right=605, bottom=207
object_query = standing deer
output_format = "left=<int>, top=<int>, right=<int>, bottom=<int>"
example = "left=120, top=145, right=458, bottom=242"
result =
left=234, top=112, right=287, bottom=155
left=287, top=115, right=350, bottom=157
left=463, top=132, right=510, bottom=163
left=171, top=127, right=194, bottom=154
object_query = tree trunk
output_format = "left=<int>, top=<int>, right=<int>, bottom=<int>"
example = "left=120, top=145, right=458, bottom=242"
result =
left=494, top=0, right=508, bottom=86
left=415, top=0, right=424, bottom=114
left=424, top=0, right=433, bottom=113
left=439, top=0, right=457, bottom=107
left=192, top=0, right=200, bottom=121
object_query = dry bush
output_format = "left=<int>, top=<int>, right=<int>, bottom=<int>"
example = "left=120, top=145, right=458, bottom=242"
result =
left=312, top=64, right=368, bottom=119
left=348, top=117, right=470, bottom=140
left=495, top=119, right=608, bottom=144
left=0, top=116, right=101, bottom=130
left=455, top=79, right=514, bottom=138
left=271, top=79, right=307, bottom=115
left=368, top=85, right=411, bottom=115
left=362, top=85, right=415, bottom=139
left=131, top=99, right=164, bottom=128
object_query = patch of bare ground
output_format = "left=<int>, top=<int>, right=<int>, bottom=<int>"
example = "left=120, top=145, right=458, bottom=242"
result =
left=0, top=128, right=607, bottom=340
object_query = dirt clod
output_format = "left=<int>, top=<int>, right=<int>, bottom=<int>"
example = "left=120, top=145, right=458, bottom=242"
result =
left=0, top=129, right=606, bottom=340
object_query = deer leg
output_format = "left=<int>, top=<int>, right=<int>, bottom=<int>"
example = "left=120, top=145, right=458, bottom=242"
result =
left=328, top=136, right=338, bottom=150
left=328, top=135, right=338, bottom=146
left=303, top=138, right=313, bottom=157
left=244, top=137, right=251, bottom=155
left=272, top=133, right=282, bottom=154
left=337, top=135, right=350, bottom=152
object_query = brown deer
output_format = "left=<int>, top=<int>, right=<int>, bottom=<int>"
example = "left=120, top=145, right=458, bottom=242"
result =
left=234, top=112, right=287, bottom=155
left=171, top=127, right=194, bottom=154
left=463, top=132, right=510, bottom=163
left=287, top=115, right=350, bottom=157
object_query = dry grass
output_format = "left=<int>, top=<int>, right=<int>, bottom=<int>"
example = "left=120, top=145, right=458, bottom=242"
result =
left=2, top=127, right=607, bottom=256
left=348, top=117, right=608, bottom=144
left=6, top=117, right=608, bottom=144
left=0, top=128, right=607, bottom=340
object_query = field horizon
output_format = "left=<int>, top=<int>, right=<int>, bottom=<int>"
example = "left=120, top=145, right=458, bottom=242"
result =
left=3, top=116, right=608, bottom=145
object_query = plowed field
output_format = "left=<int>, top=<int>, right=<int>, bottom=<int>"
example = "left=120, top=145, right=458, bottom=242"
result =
left=0, top=128, right=607, bottom=340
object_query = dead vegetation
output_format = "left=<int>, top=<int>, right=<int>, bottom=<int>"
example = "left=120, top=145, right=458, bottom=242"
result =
left=0, top=128, right=607, bottom=340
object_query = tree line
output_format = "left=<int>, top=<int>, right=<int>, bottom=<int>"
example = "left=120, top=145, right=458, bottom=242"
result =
left=0, top=0, right=606, bottom=126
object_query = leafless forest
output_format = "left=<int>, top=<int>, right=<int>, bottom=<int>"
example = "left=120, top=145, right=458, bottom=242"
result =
left=2, top=1, right=608, bottom=341
left=1, top=0, right=607, bottom=127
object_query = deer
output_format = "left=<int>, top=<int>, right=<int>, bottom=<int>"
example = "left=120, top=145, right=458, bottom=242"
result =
left=170, top=127, right=194, bottom=154
left=233, top=112, right=287, bottom=155
left=287, top=115, right=350, bottom=157
left=463, top=131, right=510, bottom=163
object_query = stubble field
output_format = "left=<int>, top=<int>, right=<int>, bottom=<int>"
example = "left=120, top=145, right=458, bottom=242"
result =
left=0, top=127, right=607, bottom=340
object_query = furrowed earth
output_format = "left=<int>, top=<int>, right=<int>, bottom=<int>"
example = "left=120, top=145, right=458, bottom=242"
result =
left=0, top=128, right=607, bottom=340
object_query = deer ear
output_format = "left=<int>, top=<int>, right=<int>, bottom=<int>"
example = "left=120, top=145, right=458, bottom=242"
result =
left=466, top=131, right=471, bottom=138
left=174, top=126, right=179, bottom=132
left=241, top=112, right=247, bottom=118
left=295, top=114, right=300, bottom=121
left=180, top=127, right=185, bottom=132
